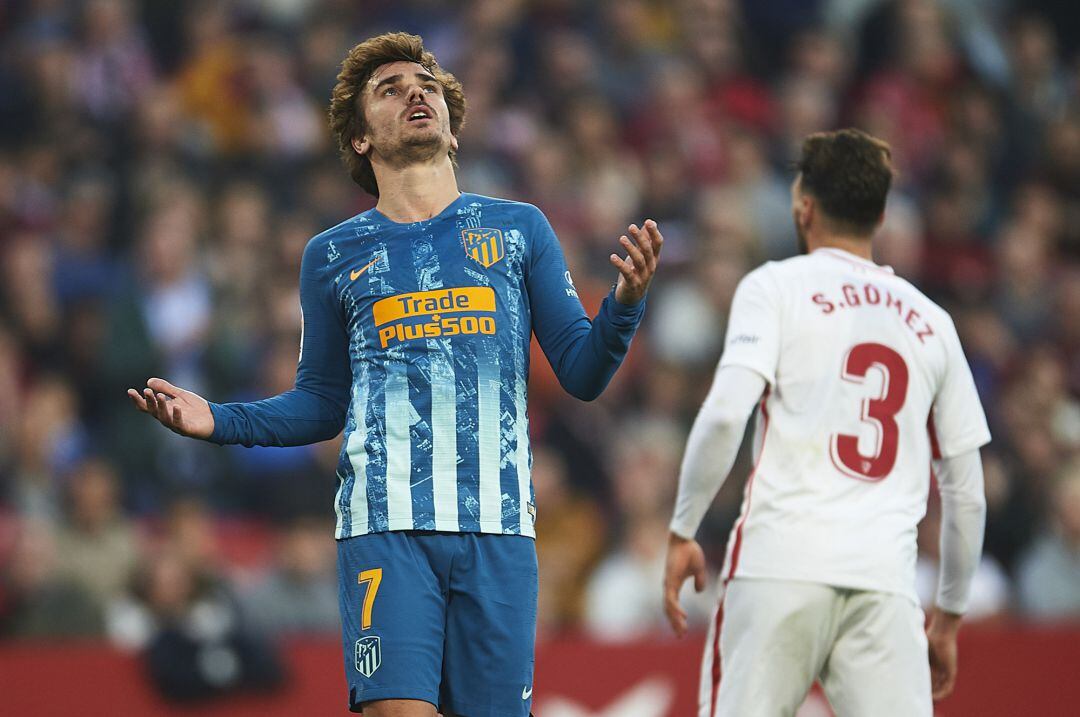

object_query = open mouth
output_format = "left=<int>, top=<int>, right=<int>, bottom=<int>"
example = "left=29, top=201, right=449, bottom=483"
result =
left=406, top=106, right=433, bottom=122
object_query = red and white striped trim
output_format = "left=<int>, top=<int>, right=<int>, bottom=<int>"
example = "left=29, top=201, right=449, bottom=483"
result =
left=709, top=600, right=724, bottom=717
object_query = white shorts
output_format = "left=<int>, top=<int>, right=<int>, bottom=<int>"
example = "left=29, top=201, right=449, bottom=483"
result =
left=699, top=578, right=932, bottom=717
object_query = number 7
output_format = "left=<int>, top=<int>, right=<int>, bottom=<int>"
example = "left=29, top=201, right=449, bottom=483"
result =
left=358, top=568, right=383, bottom=630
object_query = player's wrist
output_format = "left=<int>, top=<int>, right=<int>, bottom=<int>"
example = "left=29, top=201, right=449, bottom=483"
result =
left=928, top=607, right=963, bottom=636
left=613, top=281, right=644, bottom=306
left=669, top=529, right=694, bottom=545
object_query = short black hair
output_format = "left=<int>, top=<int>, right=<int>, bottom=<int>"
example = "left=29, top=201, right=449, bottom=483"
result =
left=797, top=128, right=893, bottom=236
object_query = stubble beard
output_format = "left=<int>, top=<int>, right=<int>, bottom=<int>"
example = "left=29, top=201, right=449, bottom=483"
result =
left=390, top=125, right=449, bottom=166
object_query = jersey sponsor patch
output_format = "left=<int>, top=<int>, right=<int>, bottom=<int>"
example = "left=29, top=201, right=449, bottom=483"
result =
left=372, top=287, right=499, bottom=348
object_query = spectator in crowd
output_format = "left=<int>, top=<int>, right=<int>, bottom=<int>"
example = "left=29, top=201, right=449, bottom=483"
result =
left=1017, top=459, right=1080, bottom=620
left=584, top=422, right=714, bottom=640
left=532, top=445, right=606, bottom=634
left=54, top=456, right=140, bottom=615
left=107, top=496, right=286, bottom=699
left=0, top=519, right=102, bottom=638
left=11, top=374, right=87, bottom=519
left=240, top=515, right=339, bottom=637
left=108, top=547, right=284, bottom=701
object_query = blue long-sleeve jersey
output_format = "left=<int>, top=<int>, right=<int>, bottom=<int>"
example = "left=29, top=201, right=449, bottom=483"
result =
left=208, top=193, right=645, bottom=538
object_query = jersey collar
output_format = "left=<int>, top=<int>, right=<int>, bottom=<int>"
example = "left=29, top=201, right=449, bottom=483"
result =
left=814, top=247, right=894, bottom=274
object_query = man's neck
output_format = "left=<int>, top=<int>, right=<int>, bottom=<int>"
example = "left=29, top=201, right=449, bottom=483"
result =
left=373, top=157, right=461, bottom=223
left=811, top=232, right=874, bottom=261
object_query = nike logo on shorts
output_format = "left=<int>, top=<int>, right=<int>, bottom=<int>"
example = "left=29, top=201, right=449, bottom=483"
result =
left=522, top=686, right=533, bottom=699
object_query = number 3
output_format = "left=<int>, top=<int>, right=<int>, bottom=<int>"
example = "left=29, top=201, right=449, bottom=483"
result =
left=358, top=568, right=382, bottom=630
left=829, top=343, right=909, bottom=481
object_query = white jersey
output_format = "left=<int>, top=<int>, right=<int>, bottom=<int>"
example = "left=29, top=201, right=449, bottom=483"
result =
left=719, top=248, right=990, bottom=602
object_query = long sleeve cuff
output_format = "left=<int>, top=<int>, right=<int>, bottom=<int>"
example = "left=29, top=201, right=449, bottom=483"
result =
left=207, top=402, right=236, bottom=445
left=602, top=288, right=647, bottom=326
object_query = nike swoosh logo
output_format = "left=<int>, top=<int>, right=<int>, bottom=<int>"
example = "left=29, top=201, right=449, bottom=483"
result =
left=522, top=686, right=533, bottom=700
left=350, top=258, right=378, bottom=281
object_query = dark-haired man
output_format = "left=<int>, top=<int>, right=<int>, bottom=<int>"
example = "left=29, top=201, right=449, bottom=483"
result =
left=663, top=129, right=988, bottom=716
left=129, top=32, right=662, bottom=717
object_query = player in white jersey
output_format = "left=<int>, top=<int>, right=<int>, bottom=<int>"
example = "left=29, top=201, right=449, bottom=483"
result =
left=663, top=129, right=989, bottom=717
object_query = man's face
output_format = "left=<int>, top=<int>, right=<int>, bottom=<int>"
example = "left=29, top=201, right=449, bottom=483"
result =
left=353, top=60, right=457, bottom=165
left=791, top=173, right=810, bottom=255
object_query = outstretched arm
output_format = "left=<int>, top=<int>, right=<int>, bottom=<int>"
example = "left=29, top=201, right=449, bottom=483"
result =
left=664, top=365, right=766, bottom=636
left=528, top=209, right=662, bottom=401
left=128, top=237, right=351, bottom=447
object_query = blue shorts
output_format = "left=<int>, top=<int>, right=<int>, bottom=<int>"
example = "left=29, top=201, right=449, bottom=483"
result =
left=337, top=531, right=537, bottom=716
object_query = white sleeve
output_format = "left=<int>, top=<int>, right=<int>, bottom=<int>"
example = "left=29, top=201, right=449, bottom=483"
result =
left=935, top=448, right=987, bottom=614
left=669, top=364, right=767, bottom=539
left=718, top=265, right=782, bottom=386
left=930, top=317, right=991, bottom=458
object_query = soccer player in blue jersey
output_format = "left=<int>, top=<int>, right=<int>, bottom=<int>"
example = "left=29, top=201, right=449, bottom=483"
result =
left=128, top=32, right=661, bottom=717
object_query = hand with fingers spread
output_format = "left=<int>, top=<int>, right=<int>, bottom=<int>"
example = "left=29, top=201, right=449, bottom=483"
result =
left=127, top=377, right=214, bottom=439
left=611, top=219, right=663, bottom=305
left=663, top=532, right=707, bottom=637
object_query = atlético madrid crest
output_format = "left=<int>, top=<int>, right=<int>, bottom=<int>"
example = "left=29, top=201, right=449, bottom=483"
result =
left=462, top=228, right=505, bottom=268
left=355, top=636, right=381, bottom=677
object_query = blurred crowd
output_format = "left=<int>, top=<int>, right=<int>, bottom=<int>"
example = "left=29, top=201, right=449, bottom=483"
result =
left=1, top=0, right=1079, bottom=673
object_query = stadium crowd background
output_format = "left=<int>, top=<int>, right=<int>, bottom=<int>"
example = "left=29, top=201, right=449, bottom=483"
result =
left=0, top=0, right=1078, bottom=667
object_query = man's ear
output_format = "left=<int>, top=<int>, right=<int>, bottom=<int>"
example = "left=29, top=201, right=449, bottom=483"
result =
left=352, top=136, right=369, bottom=156
left=450, top=133, right=459, bottom=152
left=801, top=195, right=814, bottom=225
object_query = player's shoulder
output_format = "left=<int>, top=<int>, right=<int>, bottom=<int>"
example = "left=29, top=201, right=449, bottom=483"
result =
left=736, top=258, right=788, bottom=291
left=763, top=254, right=815, bottom=277
left=300, top=211, right=378, bottom=266
left=461, top=192, right=546, bottom=222
left=310, top=211, right=376, bottom=244
left=877, top=269, right=955, bottom=326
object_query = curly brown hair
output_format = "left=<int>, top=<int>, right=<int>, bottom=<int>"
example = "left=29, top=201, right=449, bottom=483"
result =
left=328, top=32, right=467, bottom=197
left=797, top=128, right=894, bottom=236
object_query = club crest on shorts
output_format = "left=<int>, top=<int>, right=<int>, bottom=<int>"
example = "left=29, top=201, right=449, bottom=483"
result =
left=355, top=635, right=382, bottom=677
left=462, top=228, right=505, bottom=268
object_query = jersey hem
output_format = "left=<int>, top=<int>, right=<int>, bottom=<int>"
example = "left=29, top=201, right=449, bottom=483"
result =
left=724, top=568, right=919, bottom=606
left=347, top=687, right=438, bottom=713
left=337, top=520, right=536, bottom=540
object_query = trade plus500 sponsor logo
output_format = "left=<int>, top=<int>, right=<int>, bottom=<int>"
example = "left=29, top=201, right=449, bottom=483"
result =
left=372, top=287, right=496, bottom=348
